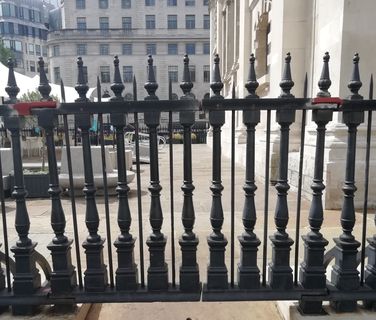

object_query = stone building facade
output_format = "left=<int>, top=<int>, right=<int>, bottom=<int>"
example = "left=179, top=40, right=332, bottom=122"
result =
left=209, top=0, right=376, bottom=209
left=47, top=0, right=211, bottom=101
left=0, top=0, right=51, bottom=76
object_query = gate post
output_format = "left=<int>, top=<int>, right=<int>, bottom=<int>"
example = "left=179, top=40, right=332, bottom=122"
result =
left=299, top=53, right=331, bottom=314
left=144, top=55, right=168, bottom=290
left=179, top=55, right=200, bottom=292
left=268, top=53, right=295, bottom=290
left=111, top=56, right=138, bottom=290
left=5, top=59, right=41, bottom=315
left=207, top=54, right=228, bottom=290
left=75, top=57, right=108, bottom=292
left=238, top=54, right=261, bottom=289
left=331, top=53, right=363, bottom=312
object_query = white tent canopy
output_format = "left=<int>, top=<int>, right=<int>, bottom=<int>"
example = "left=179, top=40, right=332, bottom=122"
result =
left=0, top=63, right=95, bottom=103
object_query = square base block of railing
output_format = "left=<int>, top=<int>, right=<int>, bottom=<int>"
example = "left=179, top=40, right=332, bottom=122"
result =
left=48, top=240, right=77, bottom=294
left=207, top=237, right=228, bottom=290
left=83, top=240, right=108, bottom=292
left=147, top=237, right=168, bottom=291
left=115, top=239, right=138, bottom=291
left=237, top=265, right=260, bottom=290
left=179, top=237, right=200, bottom=292
left=11, top=243, right=41, bottom=315
left=237, top=236, right=261, bottom=289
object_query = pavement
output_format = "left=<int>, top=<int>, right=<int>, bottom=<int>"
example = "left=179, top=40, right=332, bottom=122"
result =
left=0, top=144, right=375, bottom=319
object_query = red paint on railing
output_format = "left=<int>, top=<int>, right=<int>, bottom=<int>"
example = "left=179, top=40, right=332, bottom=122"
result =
left=12, top=101, right=57, bottom=116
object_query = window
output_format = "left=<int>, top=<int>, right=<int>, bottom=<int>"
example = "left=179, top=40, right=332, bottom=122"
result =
left=77, top=44, right=87, bottom=55
left=185, top=43, right=196, bottom=55
left=122, top=17, right=132, bottom=31
left=189, top=65, right=196, bottom=82
left=122, top=43, right=132, bottom=55
left=122, top=0, right=131, bottom=8
left=186, top=0, right=195, bottom=6
left=146, top=43, right=156, bottom=55
left=203, top=65, right=210, bottom=82
left=99, top=0, right=108, bottom=9
left=28, top=43, right=34, bottom=54
left=123, top=66, right=133, bottom=82
left=168, top=66, right=178, bottom=83
left=168, top=43, right=178, bottom=55
left=167, top=0, right=177, bottom=6
left=100, top=66, right=110, bottom=83
left=35, top=44, right=41, bottom=56
left=203, top=0, right=209, bottom=5
left=30, top=60, right=36, bottom=72
left=77, top=17, right=87, bottom=30
left=145, top=15, right=155, bottom=29
left=203, top=15, right=210, bottom=29
left=52, top=45, right=60, bottom=56
left=145, top=0, right=155, bottom=6
left=186, top=15, right=195, bottom=29
left=54, top=67, right=61, bottom=83
left=99, top=17, right=109, bottom=31
left=99, top=44, right=109, bottom=55
left=203, top=42, right=210, bottom=54
left=76, top=0, right=85, bottom=9
left=167, top=15, right=177, bottom=29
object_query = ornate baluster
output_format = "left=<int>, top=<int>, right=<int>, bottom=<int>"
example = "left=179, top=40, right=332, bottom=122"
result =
left=268, top=53, right=295, bottom=289
left=4, top=63, right=41, bottom=315
left=37, top=110, right=76, bottom=300
left=5, top=59, right=19, bottom=104
left=179, top=55, right=199, bottom=292
left=144, top=55, right=168, bottom=290
left=331, top=53, right=363, bottom=312
left=74, top=57, right=107, bottom=291
left=299, top=53, right=332, bottom=314
left=110, top=56, right=138, bottom=290
left=238, top=54, right=261, bottom=289
left=365, top=75, right=376, bottom=308
left=207, top=54, right=228, bottom=290
left=38, top=57, right=52, bottom=101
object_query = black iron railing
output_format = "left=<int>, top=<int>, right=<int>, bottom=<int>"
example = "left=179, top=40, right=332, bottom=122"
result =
left=0, top=52, right=374, bottom=316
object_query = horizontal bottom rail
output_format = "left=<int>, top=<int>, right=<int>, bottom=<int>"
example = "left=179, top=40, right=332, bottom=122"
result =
left=0, top=283, right=375, bottom=306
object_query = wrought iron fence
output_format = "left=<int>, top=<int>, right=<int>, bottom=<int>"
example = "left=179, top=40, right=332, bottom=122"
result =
left=0, top=51, right=375, bottom=316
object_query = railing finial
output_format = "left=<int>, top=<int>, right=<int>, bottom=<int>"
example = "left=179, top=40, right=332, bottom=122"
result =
left=144, top=55, right=158, bottom=100
left=5, top=58, right=19, bottom=103
left=317, top=52, right=331, bottom=97
left=38, top=57, right=52, bottom=101
left=210, top=54, right=224, bottom=99
left=111, top=55, right=125, bottom=101
left=180, top=54, right=194, bottom=99
left=245, top=53, right=259, bottom=98
left=75, top=56, right=89, bottom=102
left=347, top=53, right=363, bottom=100
left=279, top=52, right=294, bottom=98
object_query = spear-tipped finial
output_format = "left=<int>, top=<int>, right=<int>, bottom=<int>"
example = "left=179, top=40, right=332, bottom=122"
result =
left=38, top=57, right=52, bottom=101
left=75, top=56, right=89, bottom=102
left=245, top=53, right=259, bottom=98
left=96, top=76, right=102, bottom=102
left=369, top=74, right=373, bottom=100
left=303, top=72, right=308, bottom=98
left=60, top=79, right=66, bottom=103
left=317, top=52, right=331, bottom=97
left=110, top=55, right=125, bottom=101
left=210, top=54, right=224, bottom=99
left=133, top=75, right=137, bottom=101
left=144, top=55, right=158, bottom=100
left=279, top=52, right=295, bottom=98
left=5, top=58, right=19, bottom=103
left=180, top=54, right=194, bottom=99
left=347, top=53, right=363, bottom=100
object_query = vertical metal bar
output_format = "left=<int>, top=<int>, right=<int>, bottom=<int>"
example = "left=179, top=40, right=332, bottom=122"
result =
left=230, top=84, right=236, bottom=288
left=360, top=74, right=373, bottom=285
left=168, top=80, right=176, bottom=287
left=0, top=139, right=11, bottom=291
left=133, top=76, right=145, bottom=288
left=98, top=113, right=114, bottom=288
left=262, top=109, right=271, bottom=287
left=294, top=74, right=308, bottom=286
left=63, top=115, right=83, bottom=289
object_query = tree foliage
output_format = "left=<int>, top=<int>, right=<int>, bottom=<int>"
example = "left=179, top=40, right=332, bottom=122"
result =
left=0, top=41, right=14, bottom=66
left=19, top=89, right=59, bottom=102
